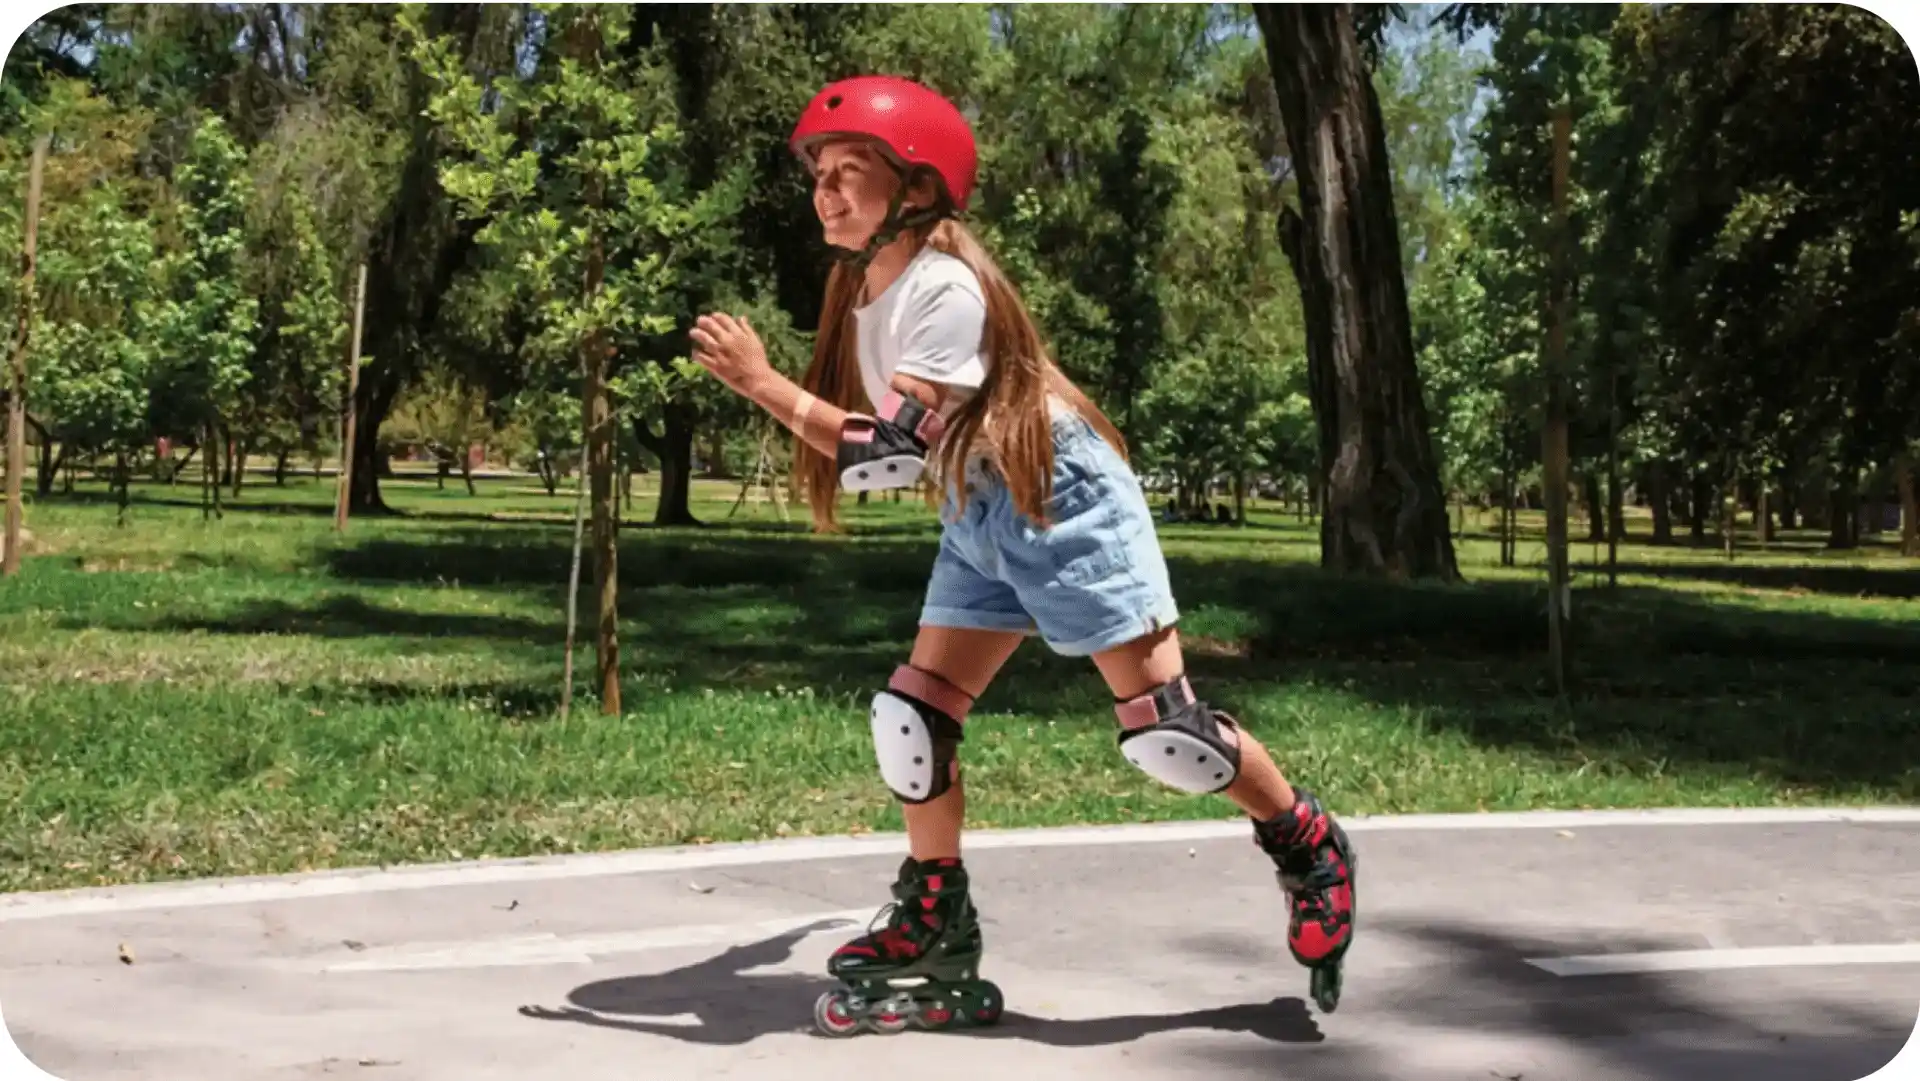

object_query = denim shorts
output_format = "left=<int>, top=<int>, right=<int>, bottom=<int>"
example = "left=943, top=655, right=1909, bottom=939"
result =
left=920, top=412, right=1180, bottom=656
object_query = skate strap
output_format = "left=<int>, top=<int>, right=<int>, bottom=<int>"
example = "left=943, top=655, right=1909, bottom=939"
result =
left=878, top=390, right=947, bottom=445
left=890, top=665, right=974, bottom=722
left=1114, top=675, right=1197, bottom=730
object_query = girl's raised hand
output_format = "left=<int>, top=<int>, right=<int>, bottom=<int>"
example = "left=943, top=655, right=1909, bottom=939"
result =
left=689, top=313, right=773, bottom=399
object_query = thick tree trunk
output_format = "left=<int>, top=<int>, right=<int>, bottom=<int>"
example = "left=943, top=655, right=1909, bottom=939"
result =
left=650, top=403, right=700, bottom=526
left=347, top=4, right=491, bottom=516
left=1257, top=3, right=1457, bottom=580
left=1827, top=475, right=1857, bottom=549
left=1645, top=461, right=1672, bottom=544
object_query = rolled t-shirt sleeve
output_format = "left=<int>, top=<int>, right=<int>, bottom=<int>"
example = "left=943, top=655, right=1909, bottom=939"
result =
left=892, top=280, right=990, bottom=392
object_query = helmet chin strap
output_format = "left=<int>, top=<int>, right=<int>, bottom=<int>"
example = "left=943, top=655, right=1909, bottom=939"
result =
left=831, top=183, right=949, bottom=272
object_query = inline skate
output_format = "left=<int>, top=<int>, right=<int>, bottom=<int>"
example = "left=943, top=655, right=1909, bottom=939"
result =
left=1253, top=786, right=1357, bottom=1013
left=813, top=856, right=1003, bottom=1037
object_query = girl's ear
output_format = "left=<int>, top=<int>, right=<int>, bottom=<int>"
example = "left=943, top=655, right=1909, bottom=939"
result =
left=903, top=167, right=943, bottom=212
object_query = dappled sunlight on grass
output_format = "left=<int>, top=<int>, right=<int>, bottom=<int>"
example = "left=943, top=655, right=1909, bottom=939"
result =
left=2, top=474, right=1915, bottom=891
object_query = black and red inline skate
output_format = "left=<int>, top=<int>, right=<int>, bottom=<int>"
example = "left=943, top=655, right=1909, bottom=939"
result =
left=812, top=856, right=1004, bottom=1037
left=1253, top=786, right=1358, bottom=1013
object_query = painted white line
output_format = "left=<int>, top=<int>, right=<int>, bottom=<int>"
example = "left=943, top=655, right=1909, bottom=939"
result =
left=1527, top=943, right=1920, bottom=977
left=3, top=806, right=1915, bottom=923
left=312, top=908, right=870, bottom=973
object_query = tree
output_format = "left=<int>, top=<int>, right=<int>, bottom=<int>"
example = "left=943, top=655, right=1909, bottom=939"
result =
left=418, top=4, right=741, bottom=714
left=1254, top=4, right=1459, bottom=579
left=386, top=364, right=491, bottom=494
left=151, top=115, right=258, bottom=520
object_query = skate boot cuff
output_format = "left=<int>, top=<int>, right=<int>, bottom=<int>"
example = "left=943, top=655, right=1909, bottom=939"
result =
left=1253, top=787, right=1331, bottom=855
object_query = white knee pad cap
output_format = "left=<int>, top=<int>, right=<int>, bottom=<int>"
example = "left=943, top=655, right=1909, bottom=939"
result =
left=1119, top=727, right=1238, bottom=794
left=870, top=690, right=947, bottom=802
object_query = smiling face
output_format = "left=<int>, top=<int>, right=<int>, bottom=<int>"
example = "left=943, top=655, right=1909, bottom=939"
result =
left=808, top=140, right=940, bottom=251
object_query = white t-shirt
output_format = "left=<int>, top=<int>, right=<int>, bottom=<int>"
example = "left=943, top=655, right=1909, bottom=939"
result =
left=852, top=247, right=990, bottom=417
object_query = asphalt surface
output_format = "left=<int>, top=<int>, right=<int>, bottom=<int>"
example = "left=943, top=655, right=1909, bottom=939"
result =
left=3, top=814, right=1918, bottom=1081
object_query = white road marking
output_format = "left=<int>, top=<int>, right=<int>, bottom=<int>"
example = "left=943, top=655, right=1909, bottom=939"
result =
left=1527, top=942, right=1920, bottom=977
left=311, top=909, right=871, bottom=973
left=2, top=806, right=1915, bottom=922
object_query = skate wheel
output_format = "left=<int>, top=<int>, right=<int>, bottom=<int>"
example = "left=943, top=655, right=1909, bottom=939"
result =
left=917, top=1003, right=954, bottom=1030
left=869, top=1010, right=909, bottom=1034
left=1311, top=963, right=1343, bottom=1014
left=813, top=991, right=861, bottom=1038
left=970, top=981, right=1004, bottom=1025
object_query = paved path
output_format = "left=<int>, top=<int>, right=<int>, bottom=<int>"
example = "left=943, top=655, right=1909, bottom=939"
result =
left=3, top=809, right=1919, bottom=1081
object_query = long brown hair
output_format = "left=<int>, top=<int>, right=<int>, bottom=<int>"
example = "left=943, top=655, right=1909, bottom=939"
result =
left=791, top=219, right=1127, bottom=532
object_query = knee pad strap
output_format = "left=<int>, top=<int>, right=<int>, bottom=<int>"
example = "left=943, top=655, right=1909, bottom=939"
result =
left=870, top=665, right=971, bottom=804
left=1114, top=675, right=1242, bottom=794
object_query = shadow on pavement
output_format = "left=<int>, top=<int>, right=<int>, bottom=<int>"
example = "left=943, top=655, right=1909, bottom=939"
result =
left=1200, top=916, right=1914, bottom=1081
left=519, top=922, right=1324, bottom=1048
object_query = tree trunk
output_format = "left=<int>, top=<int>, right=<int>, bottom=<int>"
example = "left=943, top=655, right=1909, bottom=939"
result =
left=3, top=136, right=44, bottom=579
left=1757, top=477, right=1773, bottom=546
left=274, top=448, right=290, bottom=486
left=113, top=451, right=130, bottom=527
left=585, top=337, right=620, bottom=715
left=572, top=8, right=621, bottom=717
left=1582, top=471, right=1605, bottom=543
left=230, top=437, right=247, bottom=497
left=1722, top=475, right=1736, bottom=560
left=1499, top=452, right=1517, bottom=567
left=201, top=424, right=215, bottom=521
left=1827, top=475, right=1857, bottom=549
left=34, top=435, right=59, bottom=499
left=1688, top=472, right=1709, bottom=543
left=1257, top=3, right=1457, bottom=580
left=1898, top=454, right=1918, bottom=557
left=1777, top=475, right=1799, bottom=531
left=346, top=5, right=490, bottom=516
left=168, top=443, right=193, bottom=489
left=650, top=403, right=700, bottom=526
left=347, top=377, right=398, bottom=514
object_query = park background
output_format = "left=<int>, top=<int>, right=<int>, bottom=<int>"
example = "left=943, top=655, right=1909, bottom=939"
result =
left=0, top=3, right=1916, bottom=896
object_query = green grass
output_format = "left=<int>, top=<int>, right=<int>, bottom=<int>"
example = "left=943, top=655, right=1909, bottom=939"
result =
left=3, top=468, right=1917, bottom=893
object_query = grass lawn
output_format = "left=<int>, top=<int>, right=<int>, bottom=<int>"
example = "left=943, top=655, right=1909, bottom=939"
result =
left=2, top=468, right=1916, bottom=893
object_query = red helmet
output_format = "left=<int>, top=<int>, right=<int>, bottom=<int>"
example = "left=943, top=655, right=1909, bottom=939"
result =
left=790, top=75, right=978, bottom=212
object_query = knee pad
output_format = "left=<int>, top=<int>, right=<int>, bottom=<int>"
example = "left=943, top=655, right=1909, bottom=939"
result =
left=869, top=665, right=972, bottom=804
left=1114, top=675, right=1242, bottom=794
left=839, top=390, right=947, bottom=492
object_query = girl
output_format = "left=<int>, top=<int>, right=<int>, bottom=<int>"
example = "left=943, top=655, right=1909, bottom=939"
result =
left=689, top=75, right=1356, bottom=1033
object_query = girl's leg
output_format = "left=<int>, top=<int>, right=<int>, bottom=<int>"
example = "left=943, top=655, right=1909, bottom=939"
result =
left=821, top=624, right=1022, bottom=1030
left=1089, top=625, right=1295, bottom=820
left=897, top=624, right=1025, bottom=860
left=1091, top=622, right=1355, bottom=999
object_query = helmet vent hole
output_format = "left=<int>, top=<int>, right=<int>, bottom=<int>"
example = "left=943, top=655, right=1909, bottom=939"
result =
left=826, top=95, right=842, bottom=110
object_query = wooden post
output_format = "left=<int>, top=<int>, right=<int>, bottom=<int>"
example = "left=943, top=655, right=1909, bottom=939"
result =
left=1605, top=356, right=1621, bottom=587
left=1543, top=103, right=1574, bottom=695
left=334, top=262, right=367, bottom=532
left=1899, top=453, right=1918, bottom=558
left=6, top=136, right=47, bottom=579
left=560, top=439, right=589, bottom=721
